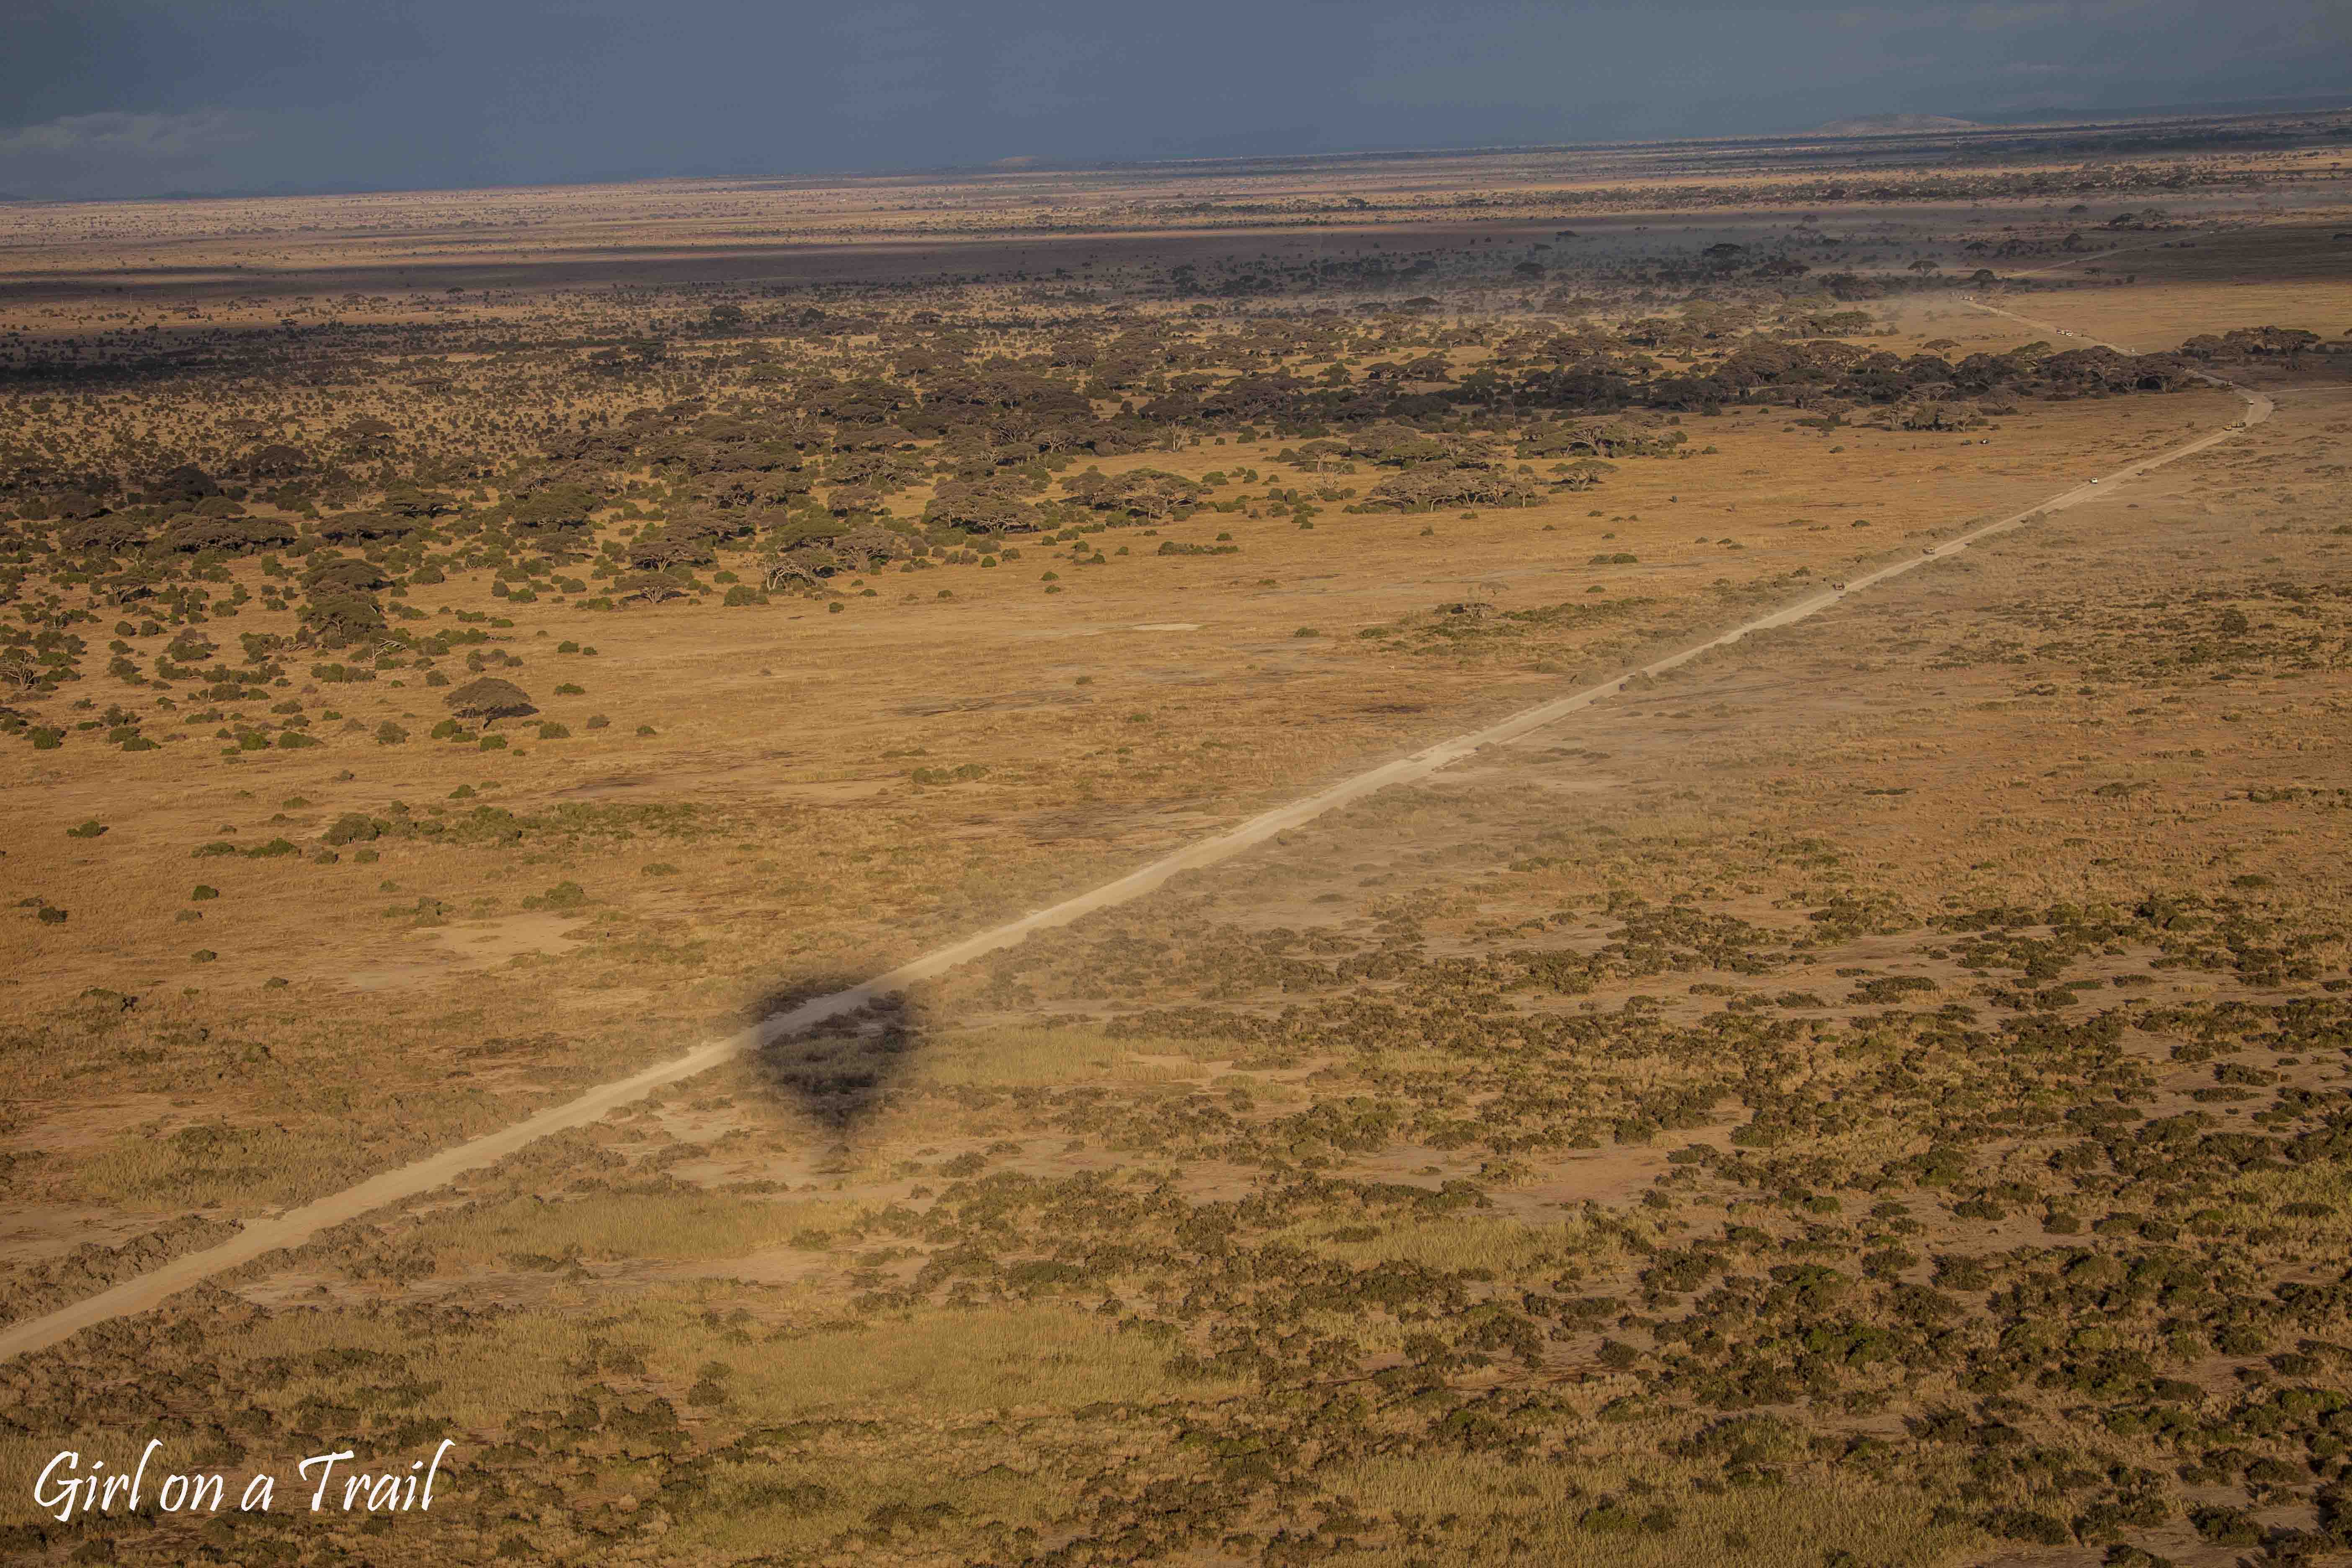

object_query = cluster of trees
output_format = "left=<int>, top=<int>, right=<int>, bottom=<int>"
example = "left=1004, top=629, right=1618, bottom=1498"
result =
left=2178, top=327, right=2341, bottom=364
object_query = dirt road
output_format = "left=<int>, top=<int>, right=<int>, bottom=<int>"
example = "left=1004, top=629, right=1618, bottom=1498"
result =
left=0, top=317, right=2272, bottom=1364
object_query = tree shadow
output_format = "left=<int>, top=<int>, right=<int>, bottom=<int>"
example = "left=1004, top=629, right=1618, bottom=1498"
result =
left=736, top=973, right=930, bottom=1165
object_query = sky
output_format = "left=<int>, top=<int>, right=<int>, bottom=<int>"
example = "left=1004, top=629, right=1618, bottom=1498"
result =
left=0, top=0, right=2346, bottom=201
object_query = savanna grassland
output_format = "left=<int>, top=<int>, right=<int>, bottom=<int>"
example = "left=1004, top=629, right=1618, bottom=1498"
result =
left=3, top=111, right=2352, bottom=1568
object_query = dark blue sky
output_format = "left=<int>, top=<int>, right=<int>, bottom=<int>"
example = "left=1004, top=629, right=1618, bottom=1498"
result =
left=1, top=0, right=2345, bottom=199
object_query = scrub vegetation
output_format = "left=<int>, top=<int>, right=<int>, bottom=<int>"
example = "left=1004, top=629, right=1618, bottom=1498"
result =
left=3, top=111, right=2352, bottom=1565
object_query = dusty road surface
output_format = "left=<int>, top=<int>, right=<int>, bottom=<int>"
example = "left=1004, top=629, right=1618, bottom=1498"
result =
left=0, top=333, right=2272, bottom=1364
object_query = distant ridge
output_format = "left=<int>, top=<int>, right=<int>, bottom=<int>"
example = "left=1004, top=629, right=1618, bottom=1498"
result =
left=1814, top=113, right=1981, bottom=134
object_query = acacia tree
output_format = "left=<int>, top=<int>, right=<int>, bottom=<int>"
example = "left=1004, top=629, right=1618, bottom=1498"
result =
left=444, top=677, right=537, bottom=727
left=0, top=651, right=42, bottom=698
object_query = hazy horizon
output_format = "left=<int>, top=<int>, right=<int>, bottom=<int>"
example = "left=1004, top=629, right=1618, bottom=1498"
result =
left=3, top=0, right=2348, bottom=203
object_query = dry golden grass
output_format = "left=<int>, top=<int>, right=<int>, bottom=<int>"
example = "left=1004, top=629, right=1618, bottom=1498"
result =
left=4, top=128, right=2352, bottom=1568
left=0, top=385, right=2236, bottom=1243
left=402, top=1191, right=871, bottom=1269
left=910, top=1025, right=1202, bottom=1088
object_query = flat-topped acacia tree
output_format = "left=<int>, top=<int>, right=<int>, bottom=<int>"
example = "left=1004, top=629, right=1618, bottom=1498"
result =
left=443, top=676, right=536, bottom=727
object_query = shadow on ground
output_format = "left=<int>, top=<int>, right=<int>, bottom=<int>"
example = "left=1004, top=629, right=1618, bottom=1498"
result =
left=738, top=975, right=932, bottom=1158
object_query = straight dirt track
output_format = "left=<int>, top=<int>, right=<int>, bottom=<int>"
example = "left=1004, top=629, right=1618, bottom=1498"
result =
left=0, top=313, right=2272, bottom=1365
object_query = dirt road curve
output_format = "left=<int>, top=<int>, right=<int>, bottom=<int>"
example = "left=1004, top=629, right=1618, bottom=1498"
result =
left=0, top=319, right=2273, bottom=1364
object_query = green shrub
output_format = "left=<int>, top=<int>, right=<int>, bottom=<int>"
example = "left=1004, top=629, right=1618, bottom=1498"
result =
left=1982, top=1510, right=2071, bottom=1546
left=2189, top=1506, right=2261, bottom=1546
